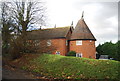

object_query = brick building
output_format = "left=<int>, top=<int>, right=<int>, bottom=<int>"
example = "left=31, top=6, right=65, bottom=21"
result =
left=28, top=14, right=96, bottom=59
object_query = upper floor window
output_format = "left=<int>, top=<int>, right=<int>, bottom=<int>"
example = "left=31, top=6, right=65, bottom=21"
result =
left=47, top=40, right=51, bottom=46
left=76, top=40, right=82, bottom=45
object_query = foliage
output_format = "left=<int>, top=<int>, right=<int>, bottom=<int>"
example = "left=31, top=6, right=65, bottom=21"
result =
left=21, top=66, right=28, bottom=70
left=96, top=41, right=119, bottom=61
left=67, top=51, right=76, bottom=56
left=1, top=2, right=15, bottom=55
left=20, top=54, right=119, bottom=79
left=9, top=36, right=25, bottom=59
left=9, top=36, right=40, bottom=59
left=96, top=54, right=100, bottom=59
left=1, top=1, right=47, bottom=58
left=9, top=36, right=57, bottom=59
left=36, top=40, right=57, bottom=54
left=4, top=1, right=46, bottom=34
left=116, top=41, right=120, bottom=61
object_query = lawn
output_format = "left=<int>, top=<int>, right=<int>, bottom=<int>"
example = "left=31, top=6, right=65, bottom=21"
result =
left=13, top=54, right=120, bottom=80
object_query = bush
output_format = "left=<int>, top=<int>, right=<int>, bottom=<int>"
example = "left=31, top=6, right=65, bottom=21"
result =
left=67, top=51, right=76, bottom=56
left=9, top=35, right=39, bottom=59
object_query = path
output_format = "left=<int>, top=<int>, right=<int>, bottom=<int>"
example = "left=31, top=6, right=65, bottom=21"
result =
left=2, top=65, right=47, bottom=80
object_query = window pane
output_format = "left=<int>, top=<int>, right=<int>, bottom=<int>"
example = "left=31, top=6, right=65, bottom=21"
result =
left=56, top=51, right=60, bottom=55
left=76, top=53, right=82, bottom=57
left=47, top=40, right=51, bottom=46
left=76, top=40, right=82, bottom=45
left=66, top=40, right=68, bottom=46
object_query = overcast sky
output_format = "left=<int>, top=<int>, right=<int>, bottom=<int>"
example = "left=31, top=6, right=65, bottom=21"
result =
left=0, top=0, right=119, bottom=46
left=44, top=0, right=119, bottom=46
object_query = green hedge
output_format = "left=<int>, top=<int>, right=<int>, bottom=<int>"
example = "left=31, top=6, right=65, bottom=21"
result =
left=67, top=51, right=76, bottom=56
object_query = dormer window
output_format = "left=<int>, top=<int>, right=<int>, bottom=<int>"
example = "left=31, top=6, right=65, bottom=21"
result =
left=76, top=40, right=82, bottom=45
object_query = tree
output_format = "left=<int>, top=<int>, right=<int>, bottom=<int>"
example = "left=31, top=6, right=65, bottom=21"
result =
left=8, top=0, right=46, bottom=35
left=102, top=42, right=116, bottom=57
left=115, top=41, right=120, bottom=61
left=1, top=2, right=15, bottom=55
left=12, top=0, right=46, bottom=57
left=1, top=0, right=47, bottom=58
left=96, top=44, right=103, bottom=55
left=96, top=41, right=119, bottom=61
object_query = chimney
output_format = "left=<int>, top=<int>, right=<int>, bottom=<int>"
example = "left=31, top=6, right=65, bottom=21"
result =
left=54, top=24, right=56, bottom=28
left=71, top=21, right=73, bottom=27
left=81, top=11, right=84, bottom=19
left=40, top=26, right=42, bottom=30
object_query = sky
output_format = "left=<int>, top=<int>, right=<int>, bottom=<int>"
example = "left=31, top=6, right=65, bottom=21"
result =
left=0, top=0, right=119, bottom=46
left=43, top=0, right=119, bottom=46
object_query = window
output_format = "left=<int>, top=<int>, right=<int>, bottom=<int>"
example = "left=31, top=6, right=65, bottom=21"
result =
left=47, top=40, right=51, bottom=46
left=76, top=53, right=82, bottom=57
left=66, top=40, right=68, bottom=46
left=34, top=40, right=40, bottom=46
left=89, top=56, right=92, bottom=58
left=56, top=51, right=60, bottom=55
left=76, top=40, right=82, bottom=45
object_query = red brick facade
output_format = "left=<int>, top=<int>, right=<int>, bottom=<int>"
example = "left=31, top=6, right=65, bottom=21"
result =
left=51, top=38, right=68, bottom=56
left=69, top=40, right=96, bottom=59
left=48, top=39, right=96, bottom=59
left=28, top=16, right=96, bottom=59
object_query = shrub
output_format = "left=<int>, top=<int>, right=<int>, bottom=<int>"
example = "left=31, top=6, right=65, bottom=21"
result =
left=9, top=35, right=40, bottom=59
left=67, top=51, right=76, bottom=56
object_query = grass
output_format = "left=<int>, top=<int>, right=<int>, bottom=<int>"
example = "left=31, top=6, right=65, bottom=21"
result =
left=21, top=54, right=120, bottom=79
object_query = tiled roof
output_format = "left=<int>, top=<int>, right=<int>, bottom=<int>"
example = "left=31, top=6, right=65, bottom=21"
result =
left=71, top=18, right=96, bottom=41
left=27, top=26, right=71, bottom=40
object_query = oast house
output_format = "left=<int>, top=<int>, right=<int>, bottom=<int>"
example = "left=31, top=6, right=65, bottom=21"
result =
left=27, top=14, right=96, bottom=59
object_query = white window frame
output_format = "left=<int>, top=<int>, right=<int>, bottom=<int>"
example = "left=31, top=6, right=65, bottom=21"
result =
left=56, top=51, right=60, bottom=55
left=34, top=40, right=40, bottom=46
left=66, top=40, right=68, bottom=46
left=47, top=40, right=51, bottom=46
left=76, top=40, right=82, bottom=45
left=90, top=40, right=92, bottom=42
left=76, top=53, right=82, bottom=57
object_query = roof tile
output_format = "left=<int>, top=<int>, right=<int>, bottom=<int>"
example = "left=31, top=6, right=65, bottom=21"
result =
left=71, top=18, right=96, bottom=40
left=27, top=26, right=71, bottom=40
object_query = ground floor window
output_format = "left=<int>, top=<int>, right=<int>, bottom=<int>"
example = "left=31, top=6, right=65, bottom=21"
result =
left=89, top=56, right=92, bottom=58
left=56, top=51, right=60, bottom=55
left=76, top=53, right=82, bottom=57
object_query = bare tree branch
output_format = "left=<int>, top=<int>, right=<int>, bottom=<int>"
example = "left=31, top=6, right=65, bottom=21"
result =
left=6, top=0, right=46, bottom=34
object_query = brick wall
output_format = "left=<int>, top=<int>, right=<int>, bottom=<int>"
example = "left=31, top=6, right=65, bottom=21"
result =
left=36, top=38, right=67, bottom=56
left=51, top=38, right=67, bottom=56
left=69, top=40, right=96, bottom=59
